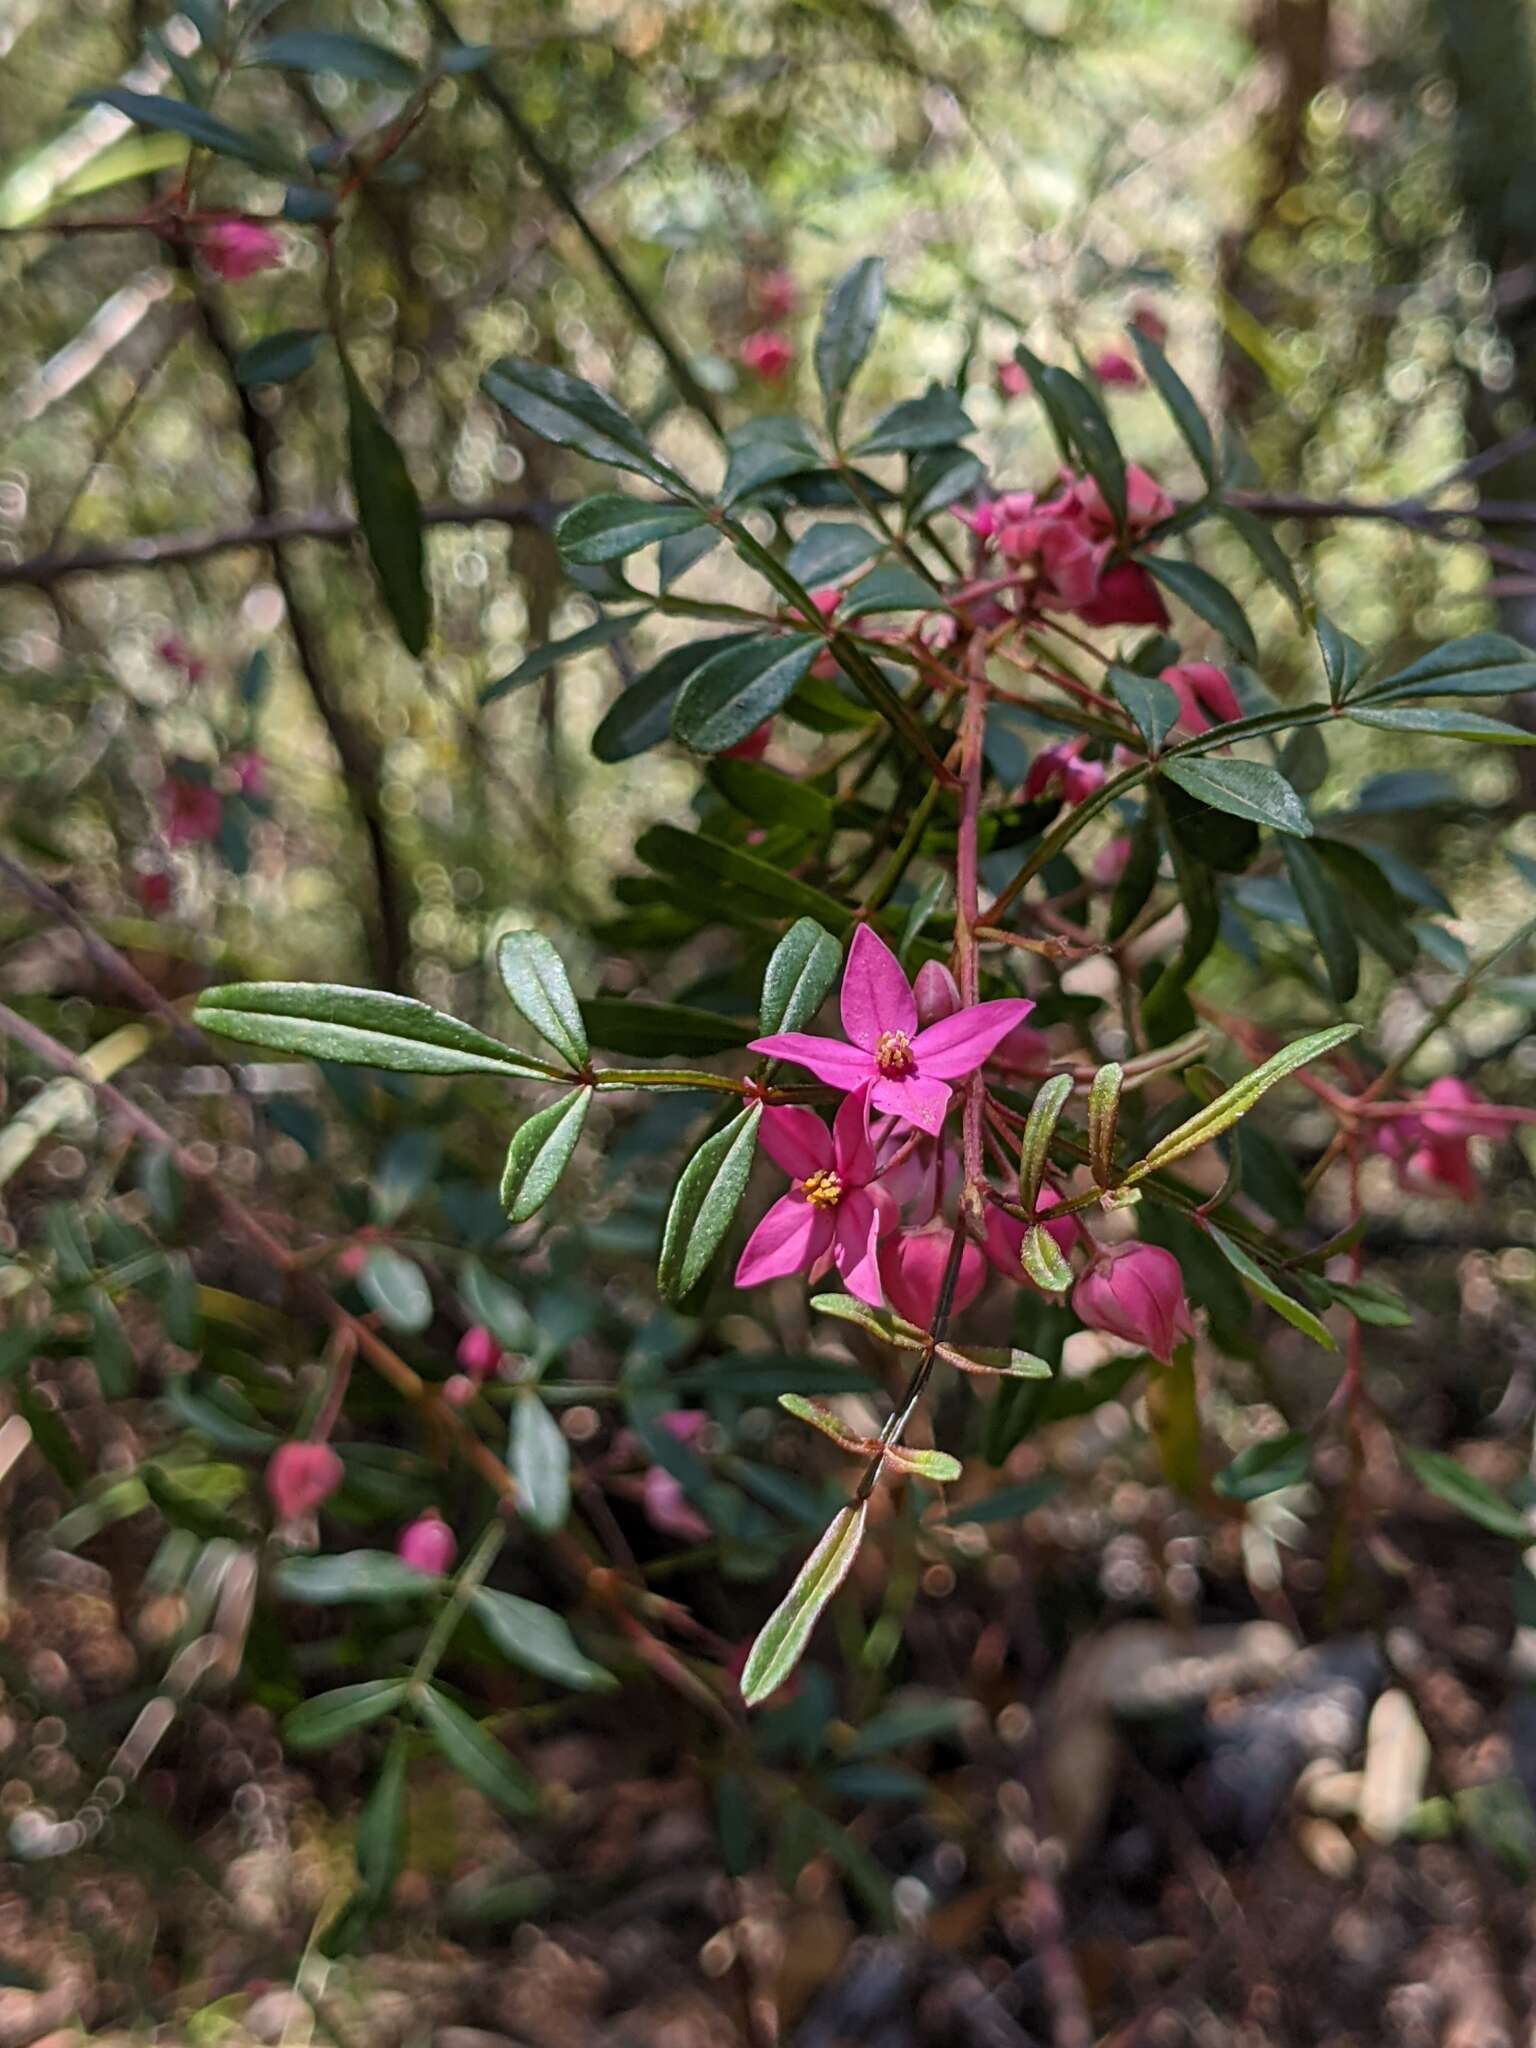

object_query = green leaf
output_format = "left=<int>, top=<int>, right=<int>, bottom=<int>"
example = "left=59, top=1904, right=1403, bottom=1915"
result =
left=670, top=634, right=822, bottom=754
left=1399, top=1444, right=1530, bottom=1541
left=1213, top=1431, right=1311, bottom=1501
left=77, top=87, right=299, bottom=174
left=482, top=610, right=644, bottom=706
left=668, top=1351, right=882, bottom=1395
left=355, top=1732, right=409, bottom=1906
left=1130, top=329, right=1216, bottom=485
left=414, top=1686, right=540, bottom=1816
left=810, top=1293, right=925, bottom=1347
left=342, top=358, right=430, bottom=656
left=284, top=1680, right=408, bottom=1750
left=194, top=982, right=541, bottom=1077
left=760, top=919, right=843, bottom=1035
left=1021, top=1223, right=1072, bottom=1293
left=1316, top=613, right=1368, bottom=703
left=1312, top=840, right=1419, bottom=971
left=1132, top=1024, right=1357, bottom=1178
left=1088, top=1062, right=1123, bottom=1189
left=778, top=1393, right=870, bottom=1453
left=841, top=564, right=942, bottom=617
left=658, top=1104, right=762, bottom=1301
left=360, top=1247, right=433, bottom=1333
left=470, top=1587, right=616, bottom=1691
left=233, top=327, right=325, bottom=387
left=87, top=1288, right=135, bottom=1398
left=637, top=824, right=854, bottom=932
left=1281, top=840, right=1359, bottom=1004
left=906, top=445, right=985, bottom=524
left=555, top=494, right=707, bottom=566
left=508, top=1392, right=570, bottom=1533
left=1109, top=665, right=1182, bottom=753
left=583, top=999, right=754, bottom=1058
left=815, top=257, right=886, bottom=434
left=458, top=1259, right=533, bottom=1351
left=499, top=1088, right=590, bottom=1223
left=722, top=431, right=820, bottom=506
left=1143, top=558, right=1257, bottom=662
left=495, top=931, right=588, bottom=1068
left=1348, top=705, right=1536, bottom=746
left=1018, top=1073, right=1072, bottom=1212
left=245, top=30, right=418, bottom=87
left=1021, top=349, right=1126, bottom=523
left=1206, top=1226, right=1336, bottom=1349
left=934, top=1342, right=1052, bottom=1379
left=946, top=1475, right=1064, bottom=1526
left=482, top=357, right=686, bottom=492
left=1362, top=632, right=1536, bottom=702
left=1327, top=1278, right=1414, bottom=1328
left=740, top=1502, right=867, bottom=1707
left=854, top=386, right=974, bottom=456
left=885, top=1445, right=962, bottom=1484
left=1107, top=801, right=1161, bottom=942
left=1219, top=505, right=1305, bottom=616
left=785, top=522, right=882, bottom=587
left=1161, top=756, right=1311, bottom=837
left=274, top=1551, right=439, bottom=1604
left=711, top=758, right=835, bottom=834
left=591, top=634, right=753, bottom=763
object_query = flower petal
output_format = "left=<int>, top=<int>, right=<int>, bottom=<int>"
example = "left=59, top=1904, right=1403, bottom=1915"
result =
left=832, top=1188, right=887, bottom=1306
left=759, top=1104, right=833, bottom=1181
left=734, top=1193, right=832, bottom=1290
left=839, top=923, right=916, bottom=1049
left=830, top=1085, right=877, bottom=1184
left=870, top=1072, right=953, bottom=1136
left=911, top=999, right=1036, bottom=1081
left=749, top=1032, right=874, bottom=1091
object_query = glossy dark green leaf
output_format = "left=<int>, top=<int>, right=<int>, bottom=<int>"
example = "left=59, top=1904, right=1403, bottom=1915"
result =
left=1316, top=612, right=1368, bottom=703
left=499, top=1087, right=590, bottom=1223
left=555, top=494, right=707, bottom=566
left=470, top=1587, right=616, bottom=1691
left=1213, top=1431, right=1311, bottom=1502
left=482, top=610, right=644, bottom=706
left=233, top=326, right=325, bottom=387
left=637, top=825, right=854, bottom=931
left=1143, top=557, right=1257, bottom=662
left=659, top=525, right=720, bottom=587
left=1325, top=1278, right=1414, bottom=1327
left=1131, top=329, right=1216, bottom=484
left=284, top=1680, right=408, bottom=1750
left=741, top=1502, right=867, bottom=1707
left=342, top=358, right=430, bottom=656
left=274, top=1550, right=439, bottom=1604
left=1362, top=632, right=1536, bottom=703
left=1109, top=665, right=1181, bottom=753
left=1220, top=504, right=1305, bottom=615
left=711, top=758, right=835, bottom=833
left=1312, top=840, right=1418, bottom=970
left=591, top=634, right=753, bottom=763
left=1206, top=1227, right=1335, bottom=1349
left=906, top=446, right=986, bottom=524
left=245, top=30, right=418, bottom=87
left=815, top=257, right=886, bottom=434
left=761, top=918, right=842, bottom=1034
left=1281, top=839, right=1359, bottom=1003
left=1399, top=1444, right=1530, bottom=1541
left=582, top=999, right=754, bottom=1057
left=481, top=357, right=686, bottom=491
left=945, top=1476, right=1064, bottom=1526
left=508, top=1392, right=570, bottom=1533
left=1161, top=756, right=1310, bottom=837
left=78, top=88, right=298, bottom=174
left=1107, top=802, right=1162, bottom=941
left=658, top=1103, right=762, bottom=1301
left=854, top=385, right=974, bottom=456
left=414, top=1686, right=540, bottom=1816
left=194, top=982, right=541, bottom=1076
left=785, top=523, right=882, bottom=587
left=841, top=564, right=942, bottom=617
left=1348, top=705, right=1536, bottom=746
left=671, top=633, right=822, bottom=754
left=495, top=931, right=587, bottom=1068
left=722, top=432, right=819, bottom=506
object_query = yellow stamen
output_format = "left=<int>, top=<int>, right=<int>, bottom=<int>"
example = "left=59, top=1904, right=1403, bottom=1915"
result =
left=875, top=1029, right=915, bottom=1077
left=802, top=1168, right=844, bottom=1209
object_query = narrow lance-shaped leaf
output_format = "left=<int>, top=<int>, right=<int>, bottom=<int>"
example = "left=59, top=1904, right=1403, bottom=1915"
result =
left=884, top=1444, right=962, bottom=1484
left=481, top=357, right=688, bottom=492
left=413, top=1685, right=540, bottom=1817
left=1130, top=1023, right=1358, bottom=1179
left=496, top=931, right=588, bottom=1069
left=1088, top=1062, right=1123, bottom=1189
left=193, top=982, right=547, bottom=1077
left=1316, top=612, right=1368, bottom=703
left=1282, top=840, right=1359, bottom=1005
left=234, top=327, right=326, bottom=387
left=591, top=634, right=755, bottom=764
left=1213, top=1432, right=1312, bottom=1502
left=342, top=358, right=430, bottom=657
left=1359, top=631, right=1536, bottom=703
left=555, top=494, right=708, bottom=566
left=778, top=1393, right=872, bottom=1454
left=360, top=1247, right=433, bottom=1333
left=1398, top=1443, right=1531, bottom=1541
left=469, top=1586, right=616, bottom=1692
left=1348, top=705, right=1536, bottom=746
left=1206, top=1226, right=1336, bottom=1351
left=740, top=1502, right=867, bottom=1707
left=355, top=1731, right=409, bottom=1907
left=760, top=919, right=842, bottom=1035
left=482, top=609, right=645, bottom=707
left=244, top=30, right=419, bottom=88
left=1018, top=1073, right=1073, bottom=1213
left=1143, top=557, right=1258, bottom=663
left=283, top=1680, right=408, bottom=1751
left=1109, top=667, right=1181, bottom=754
left=657, top=1104, right=762, bottom=1301
left=499, top=1088, right=591, bottom=1224
left=816, top=258, right=886, bottom=436
left=934, top=1341, right=1053, bottom=1380
left=1130, top=329, right=1216, bottom=486
left=274, top=1552, right=439, bottom=1604
left=810, top=1292, right=926, bottom=1350
left=508, top=1392, right=570, bottom=1534
left=77, top=87, right=300, bottom=174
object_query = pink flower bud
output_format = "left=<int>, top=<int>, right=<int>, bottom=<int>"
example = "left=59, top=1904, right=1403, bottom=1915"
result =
left=1417, top=1076, right=1505, bottom=1140
left=1072, top=1241, right=1194, bottom=1363
left=397, top=1511, right=457, bottom=1576
left=200, top=220, right=283, bottom=282
left=643, top=1465, right=712, bottom=1543
left=914, top=961, right=961, bottom=1028
left=740, top=330, right=793, bottom=381
left=265, top=1442, right=343, bottom=1521
left=1091, top=349, right=1141, bottom=388
left=1023, top=738, right=1105, bottom=808
left=456, top=1325, right=501, bottom=1379
left=336, top=1243, right=369, bottom=1279
left=1130, top=303, right=1168, bottom=348
left=135, top=869, right=175, bottom=914
left=878, top=1224, right=987, bottom=1329
left=1160, top=662, right=1242, bottom=735
left=996, top=357, right=1030, bottom=398
left=228, top=750, right=268, bottom=800
left=961, top=499, right=1000, bottom=539
left=161, top=777, right=223, bottom=847
left=1074, top=559, right=1168, bottom=628
left=1092, top=836, right=1133, bottom=888
left=443, top=1373, right=477, bottom=1408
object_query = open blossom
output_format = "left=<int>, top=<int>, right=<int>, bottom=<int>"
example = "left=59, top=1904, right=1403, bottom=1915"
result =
left=162, top=776, right=223, bottom=846
left=879, top=1223, right=987, bottom=1327
left=1161, top=661, right=1242, bottom=735
left=736, top=1089, right=896, bottom=1305
left=397, top=1510, right=457, bottom=1576
left=1073, top=1241, right=1193, bottom=1363
left=1374, top=1077, right=1505, bottom=1200
left=741, top=330, right=793, bottom=380
left=751, top=924, right=1034, bottom=1136
left=201, top=220, right=283, bottom=281
left=266, top=1442, right=343, bottom=1522
left=1024, top=736, right=1105, bottom=807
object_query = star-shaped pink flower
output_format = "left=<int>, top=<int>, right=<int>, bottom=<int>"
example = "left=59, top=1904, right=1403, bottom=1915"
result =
left=735, top=1090, right=896, bottom=1305
left=750, top=925, right=1034, bottom=1137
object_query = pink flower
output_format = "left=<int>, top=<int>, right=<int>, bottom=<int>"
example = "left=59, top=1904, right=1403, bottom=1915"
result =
left=996, top=357, right=1031, bottom=398
left=1160, top=661, right=1242, bottom=735
left=397, top=1511, right=457, bottom=1576
left=228, top=750, right=268, bottom=800
left=913, top=960, right=960, bottom=1027
left=802, top=584, right=844, bottom=680
left=1399, top=1141, right=1479, bottom=1202
left=1023, top=736, right=1105, bottom=807
left=1130, top=304, right=1168, bottom=348
left=1074, top=558, right=1169, bottom=628
left=643, top=1465, right=712, bottom=1542
left=200, top=220, right=283, bottom=282
left=751, top=924, right=1035, bottom=1137
left=753, top=268, right=798, bottom=322
left=265, top=1442, right=343, bottom=1521
left=135, top=869, right=174, bottom=914
left=879, top=1224, right=987, bottom=1328
left=1092, top=349, right=1141, bottom=388
left=456, top=1326, right=501, bottom=1380
left=161, top=776, right=223, bottom=846
left=443, top=1373, right=477, bottom=1407
left=1092, top=836, right=1133, bottom=888
left=741, top=330, right=793, bottom=381
left=735, top=1089, right=897, bottom=1305
left=1417, top=1077, right=1506, bottom=1141
left=1072, top=1242, right=1193, bottom=1363
left=723, top=722, right=772, bottom=762
left=1071, top=465, right=1175, bottom=536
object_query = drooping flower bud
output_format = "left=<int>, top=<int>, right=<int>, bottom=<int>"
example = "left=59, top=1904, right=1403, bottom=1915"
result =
left=878, top=1224, right=987, bottom=1329
left=1091, top=348, right=1141, bottom=388
left=1160, top=661, right=1242, bottom=735
left=741, top=330, right=793, bottom=380
left=456, top=1325, right=501, bottom=1380
left=996, top=357, right=1030, bottom=398
left=265, top=1441, right=343, bottom=1522
left=200, top=220, right=284, bottom=282
left=913, top=961, right=961, bottom=1028
left=1023, top=737, right=1105, bottom=808
left=397, top=1511, right=457, bottom=1576
left=1072, top=1241, right=1194, bottom=1364
left=1416, top=1076, right=1506, bottom=1140
left=442, top=1373, right=477, bottom=1408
